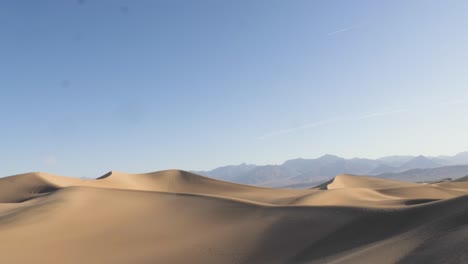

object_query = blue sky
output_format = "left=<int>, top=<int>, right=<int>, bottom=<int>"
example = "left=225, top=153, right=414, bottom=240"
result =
left=1, top=0, right=468, bottom=177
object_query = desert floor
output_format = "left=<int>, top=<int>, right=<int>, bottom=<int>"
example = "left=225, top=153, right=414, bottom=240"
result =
left=1, top=170, right=467, bottom=263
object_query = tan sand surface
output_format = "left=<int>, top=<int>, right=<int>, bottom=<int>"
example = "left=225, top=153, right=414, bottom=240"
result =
left=1, top=170, right=467, bottom=263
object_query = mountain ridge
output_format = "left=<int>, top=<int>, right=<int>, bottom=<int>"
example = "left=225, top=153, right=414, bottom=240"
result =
left=194, top=151, right=468, bottom=187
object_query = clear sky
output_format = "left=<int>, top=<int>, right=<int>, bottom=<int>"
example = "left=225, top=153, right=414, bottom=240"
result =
left=2, top=0, right=468, bottom=177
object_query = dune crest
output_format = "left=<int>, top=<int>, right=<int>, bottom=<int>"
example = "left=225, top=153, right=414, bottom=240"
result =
left=327, top=174, right=417, bottom=189
left=1, top=170, right=468, bottom=263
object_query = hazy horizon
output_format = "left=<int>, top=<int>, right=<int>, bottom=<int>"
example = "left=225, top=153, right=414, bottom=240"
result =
left=2, top=0, right=468, bottom=177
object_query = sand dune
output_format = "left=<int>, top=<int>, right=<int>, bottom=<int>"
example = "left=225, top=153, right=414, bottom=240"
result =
left=1, top=170, right=468, bottom=263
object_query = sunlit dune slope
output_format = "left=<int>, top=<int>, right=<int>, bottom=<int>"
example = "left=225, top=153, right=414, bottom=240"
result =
left=1, top=170, right=468, bottom=263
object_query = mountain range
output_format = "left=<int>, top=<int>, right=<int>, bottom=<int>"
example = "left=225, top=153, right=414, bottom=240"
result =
left=194, top=151, right=468, bottom=188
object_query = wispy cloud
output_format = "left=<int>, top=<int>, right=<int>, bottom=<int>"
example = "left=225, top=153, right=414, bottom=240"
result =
left=354, top=108, right=409, bottom=120
left=258, top=119, right=336, bottom=140
left=257, top=97, right=468, bottom=140
left=327, top=26, right=358, bottom=36
left=258, top=108, right=407, bottom=140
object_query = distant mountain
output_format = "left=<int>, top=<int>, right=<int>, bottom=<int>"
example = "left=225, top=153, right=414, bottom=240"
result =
left=193, top=163, right=256, bottom=182
left=230, top=165, right=299, bottom=186
left=378, top=165, right=468, bottom=183
left=282, top=155, right=343, bottom=172
left=377, top=155, right=414, bottom=167
left=399, top=155, right=442, bottom=171
left=450, top=151, right=468, bottom=164
left=369, top=164, right=397, bottom=175
left=194, top=151, right=468, bottom=187
left=453, top=174, right=468, bottom=182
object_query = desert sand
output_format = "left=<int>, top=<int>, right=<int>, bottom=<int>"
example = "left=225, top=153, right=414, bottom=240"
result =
left=1, top=170, right=467, bottom=264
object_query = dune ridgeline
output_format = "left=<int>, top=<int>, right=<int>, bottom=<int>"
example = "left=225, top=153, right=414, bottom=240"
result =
left=1, top=170, right=468, bottom=263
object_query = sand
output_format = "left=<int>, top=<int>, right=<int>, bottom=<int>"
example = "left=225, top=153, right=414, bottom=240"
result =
left=0, top=170, right=467, bottom=263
